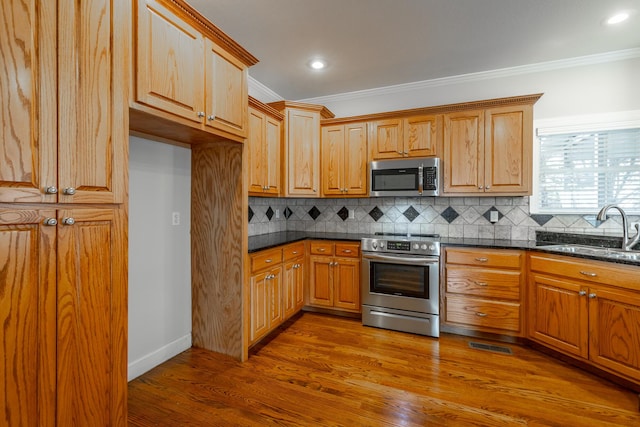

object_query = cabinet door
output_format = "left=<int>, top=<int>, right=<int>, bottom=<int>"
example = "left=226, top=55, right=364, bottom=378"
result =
left=135, top=0, right=204, bottom=123
left=589, top=286, right=640, bottom=382
left=528, top=273, right=589, bottom=358
left=249, top=271, right=269, bottom=343
left=294, top=259, right=305, bottom=311
left=334, top=258, right=361, bottom=312
left=404, top=115, right=439, bottom=158
left=484, top=105, right=532, bottom=194
left=321, top=125, right=345, bottom=196
left=0, top=209, right=56, bottom=426
left=369, top=119, right=403, bottom=160
left=283, top=258, right=304, bottom=318
left=247, top=108, right=266, bottom=194
left=205, top=38, right=248, bottom=138
left=58, top=0, right=127, bottom=204
left=309, top=256, right=333, bottom=307
left=443, top=110, right=484, bottom=194
left=344, top=123, right=368, bottom=195
left=56, top=208, right=127, bottom=426
left=264, top=116, right=281, bottom=195
left=287, top=108, right=320, bottom=196
left=268, top=267, right=283, bottom=329
left=0, top=0, right=57, bottom=203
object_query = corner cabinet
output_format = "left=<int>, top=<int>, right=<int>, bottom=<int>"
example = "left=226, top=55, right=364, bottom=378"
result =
left=321, top=122, right=368, bottom=197
left=1, top=0, right=129, bottom=425
left=248, top=98, right=283, bottom=196
left=131, top=0, right=257, bottom=144
left=269, top=101, right=335, bottom=197
left=528, top=253, right=640, bottom=386
left=443, top=97, right=539, bottom=196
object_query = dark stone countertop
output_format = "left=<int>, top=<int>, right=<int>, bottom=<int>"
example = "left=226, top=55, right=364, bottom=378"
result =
left=248, top=231, right=640, bottom=267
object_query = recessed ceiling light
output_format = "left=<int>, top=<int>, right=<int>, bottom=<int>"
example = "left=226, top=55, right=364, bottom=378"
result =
left=606, top=11, right=630, bottom=25
left=309, top=59, right=326, bottom=70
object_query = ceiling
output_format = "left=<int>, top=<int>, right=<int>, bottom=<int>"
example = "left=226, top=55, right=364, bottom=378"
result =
left=187, top=0, right=640, bottom=101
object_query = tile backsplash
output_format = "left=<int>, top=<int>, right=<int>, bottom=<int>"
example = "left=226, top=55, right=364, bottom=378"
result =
left=248, top=196, right=639, bottom=241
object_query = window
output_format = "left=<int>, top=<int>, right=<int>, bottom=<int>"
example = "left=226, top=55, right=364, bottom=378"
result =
left=532, top=111, right=640, bottom=214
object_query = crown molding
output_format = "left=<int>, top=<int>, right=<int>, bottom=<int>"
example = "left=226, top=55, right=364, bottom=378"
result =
left=248, top=76, right=283, bottom=104
left=297, top=48, right=640, bottom=105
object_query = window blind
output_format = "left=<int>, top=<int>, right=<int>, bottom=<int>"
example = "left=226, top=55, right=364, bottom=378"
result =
left=536, top=127, right=640, bottom=214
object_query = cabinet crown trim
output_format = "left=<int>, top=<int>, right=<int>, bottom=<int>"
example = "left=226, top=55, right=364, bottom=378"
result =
left=268, top=101, right=335, bottom=119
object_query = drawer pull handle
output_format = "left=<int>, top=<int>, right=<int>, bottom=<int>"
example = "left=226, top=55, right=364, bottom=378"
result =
left=265, top=259, right=273, bottom=263
left=318, top=248, right=326, bottom=252
left=343, top=249, right=352, bottom=253
left=475, top=312, right=487, bottom=317
left=475, top=282, right=488, bottom=287
left=292, top=251, right=298, bottom=254
left=475, top=257, right=488, bottom=263
left=579, top=271, right=597, bottom=277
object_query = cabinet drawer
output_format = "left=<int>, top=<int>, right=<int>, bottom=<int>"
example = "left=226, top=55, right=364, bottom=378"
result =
left=446, top=266, right=521, bottom=300
left=310, top=241, right=334, bottom=256
left=335, top=242, right=360, bottom=258
left=283, top=242, right=304, bottom=260
left=446, top=248, right=522, bottom=269
left=251, top=248, right=283, bottom=273
left=445, top=295, right=520, bottom=332
left=529, top=253, right=640, bottom=290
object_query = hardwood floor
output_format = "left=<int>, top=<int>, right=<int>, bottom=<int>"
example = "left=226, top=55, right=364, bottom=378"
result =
left=128, top=312, right=640, bottom=426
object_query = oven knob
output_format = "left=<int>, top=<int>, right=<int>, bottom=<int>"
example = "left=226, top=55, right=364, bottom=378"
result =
left=372, top=242, right=378, bottom=250
left=429, top=244, right=435, bottom=251
left=421, top=244, right=428, bottom=250
left=413, top=243, right=419, bottom=250
left=380, top=242, right=385, bottom=248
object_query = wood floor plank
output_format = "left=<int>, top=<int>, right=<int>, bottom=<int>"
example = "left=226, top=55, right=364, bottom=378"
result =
left=129, top=313, right=640, bottom=426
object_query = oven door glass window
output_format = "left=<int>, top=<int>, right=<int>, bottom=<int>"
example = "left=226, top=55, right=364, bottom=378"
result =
left=370, top=262, right=429, bottom=299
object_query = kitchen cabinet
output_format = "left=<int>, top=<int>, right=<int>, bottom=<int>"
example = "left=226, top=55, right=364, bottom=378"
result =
left=0, top=0, right=126, bottom=204
left=308, top=241, right=361, bottom=313
left=132, top=0, right=255, bottom=143
left=283, top=242, right=305, bottom=319
left=443, top=247, right=525, bottom=336
left=443, top=104, right=533, bottom=196
left=248, top=98, right=283, bottom=196
left=269, top=101, right=334, bottom=197
left=369, top=115, right=440, bottom=160
left=249, top=247, right=284, bottom=344
left=0, top=0, right=128, bottom=425
left=0, top=207, right=127, bottom=426
left=528, top=253, right=640, bottom=384
left=321, top=122, right=368, bottom=197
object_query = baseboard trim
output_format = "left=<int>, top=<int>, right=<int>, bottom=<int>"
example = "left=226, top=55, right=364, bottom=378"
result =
left=128, top=333, right=192, bottom=381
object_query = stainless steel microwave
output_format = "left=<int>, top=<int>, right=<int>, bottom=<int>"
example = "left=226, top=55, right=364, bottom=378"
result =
left=369, top=157, right=441, bottom=197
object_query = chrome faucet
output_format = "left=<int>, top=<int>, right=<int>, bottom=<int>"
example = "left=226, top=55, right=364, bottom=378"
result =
left=596, top=204, right=640, bottom=251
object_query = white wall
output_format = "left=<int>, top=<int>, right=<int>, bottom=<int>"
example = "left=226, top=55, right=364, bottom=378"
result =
left=128, top=136, right=192, bottom=380
left=296, top=54, right=640, bottom=120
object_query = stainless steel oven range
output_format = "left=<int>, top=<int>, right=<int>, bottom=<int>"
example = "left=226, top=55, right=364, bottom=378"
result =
left=361, top=234, right=440, bottom=337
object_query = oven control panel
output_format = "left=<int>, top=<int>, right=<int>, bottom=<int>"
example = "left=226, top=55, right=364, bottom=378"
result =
left=361, top=238, right=440, bottom=256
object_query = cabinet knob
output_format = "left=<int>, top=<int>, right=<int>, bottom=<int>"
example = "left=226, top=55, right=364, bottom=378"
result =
left=63, top=187, right=76, bottom=195
left=45, top=186, right=58, bottom=194
left=43, top=218, right=58, bottom=226
left=588, top=293, right=597, bottom=299
left=485, top=185, right=491, bottom=190
left=403, top=151, right=408, bottom=155
left=478, top=185, right=484, bottom=190
left=62, top=217, right=75, bottom=226
left=197, top=111, right=205, bottom=118
left=579, top=290, right=587, bottom=296
left=207, top=115, right=215, bottom=121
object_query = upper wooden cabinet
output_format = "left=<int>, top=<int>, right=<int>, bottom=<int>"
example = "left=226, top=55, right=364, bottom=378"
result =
left=321, top=123, right=368, bottom=197
left=443, top=104, right=533, bottom=196
left=0, top=0, right=127, bottom=204
left=131, top=0, right=256, bottom=144
left=269, top=101, right=334, bottom=197
left=248, top=98, right=283, bottom=196
left=369, top=115, right=440, bottom=160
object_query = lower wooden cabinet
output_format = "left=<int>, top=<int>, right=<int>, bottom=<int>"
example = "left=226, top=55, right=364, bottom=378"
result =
left=528, top=253, right=640, bottom=384
left=0, top=207, right=127, bottom=426
left=308, top=241, right=361, bottom=313
left=443, top=247, right=525, bottom=336
left=248, top=242, right=305, bottom=345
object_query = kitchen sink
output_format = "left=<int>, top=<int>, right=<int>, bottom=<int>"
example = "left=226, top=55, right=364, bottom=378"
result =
left=540, top=244, right=640, bottom=261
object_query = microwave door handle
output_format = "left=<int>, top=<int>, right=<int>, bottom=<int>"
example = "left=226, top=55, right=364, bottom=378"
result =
left=418, top=165, right=424, bottom=195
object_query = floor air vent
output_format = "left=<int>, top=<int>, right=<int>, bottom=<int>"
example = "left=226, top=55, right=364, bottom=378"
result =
left=468, top=341, right=513, bottom=355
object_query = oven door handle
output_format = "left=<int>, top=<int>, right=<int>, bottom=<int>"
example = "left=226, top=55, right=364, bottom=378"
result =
left=362, top=252, right=439, bottom=266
